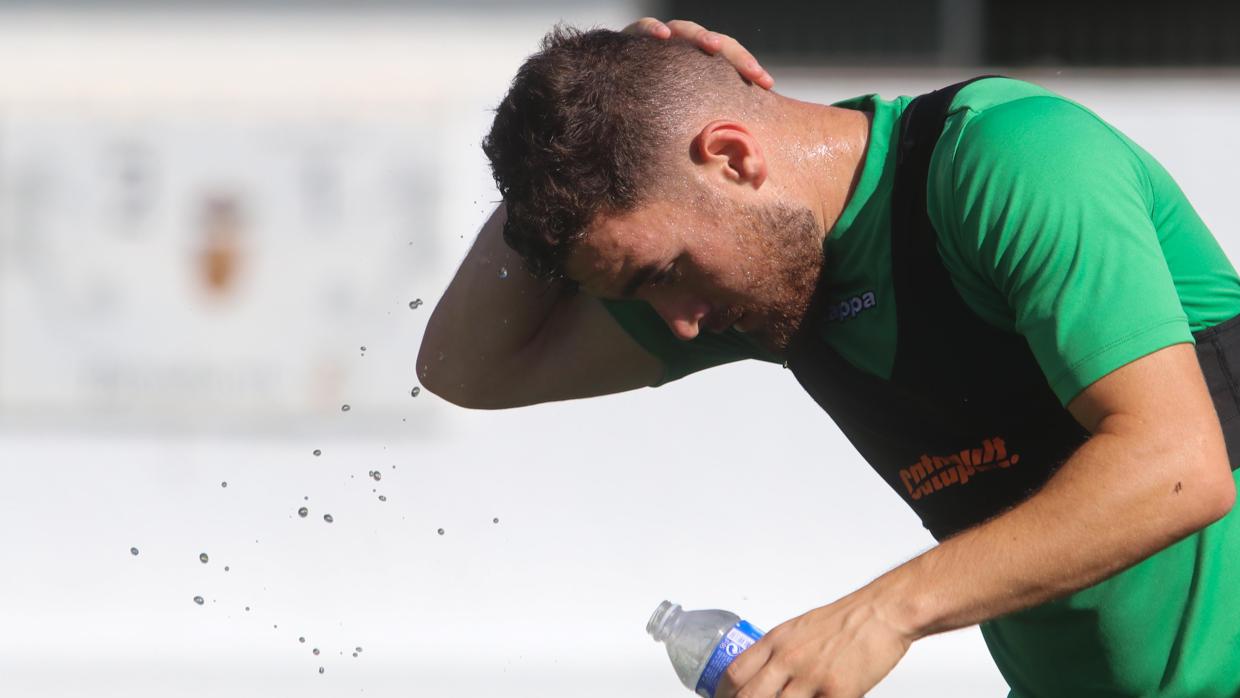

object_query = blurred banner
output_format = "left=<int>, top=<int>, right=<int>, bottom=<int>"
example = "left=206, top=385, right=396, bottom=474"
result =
left=1, top=110, right=440, bottom=422
left=0, top=1, right=637, bottom=430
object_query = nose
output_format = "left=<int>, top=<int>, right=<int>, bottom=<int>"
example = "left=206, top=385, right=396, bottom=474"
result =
left=650, top=296, right=711, bottom=341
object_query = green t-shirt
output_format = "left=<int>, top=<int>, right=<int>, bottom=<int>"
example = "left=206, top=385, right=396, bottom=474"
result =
left=603, top=78, right=1240, bottom=695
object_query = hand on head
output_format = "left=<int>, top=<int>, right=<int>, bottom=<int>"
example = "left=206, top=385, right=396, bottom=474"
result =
left=623, top=17, right=774, bottom=90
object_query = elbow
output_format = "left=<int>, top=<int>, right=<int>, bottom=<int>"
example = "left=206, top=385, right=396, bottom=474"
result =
left=421, top=380, right=512, bottom=410
left=1186, top=453, right=1236, bottom=531
left=415, top=342, right=505, bottom=410
left=1205, top=469, right=1236, bottom=523
left=416, top=344, right=474, bottom=409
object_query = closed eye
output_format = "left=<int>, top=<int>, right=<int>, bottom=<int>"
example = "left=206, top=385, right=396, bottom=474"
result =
left=651, top=260, right=681, bottom=288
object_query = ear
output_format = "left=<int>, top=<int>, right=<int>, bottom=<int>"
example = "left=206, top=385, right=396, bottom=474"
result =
left=691, top=120, right=767, bottom=190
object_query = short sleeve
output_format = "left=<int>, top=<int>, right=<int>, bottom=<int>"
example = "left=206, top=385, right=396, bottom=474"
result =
left=600, top=299, right=770, bottom=385
left=946, top=96, right=1192, bottom=405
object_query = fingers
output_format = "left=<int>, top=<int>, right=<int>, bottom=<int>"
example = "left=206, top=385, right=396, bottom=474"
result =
left=623, top=17, right=774, bottom=89
left=622, top=17, right=671, bottom=38
left=665, top=19, right=774, bottom=89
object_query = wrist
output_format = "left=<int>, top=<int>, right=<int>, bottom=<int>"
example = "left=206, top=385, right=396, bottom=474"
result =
left=864, top=554, right=938, bottom=642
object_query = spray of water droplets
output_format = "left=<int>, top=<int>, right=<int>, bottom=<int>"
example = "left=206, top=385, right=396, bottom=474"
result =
left=313, top=449, right=322, bottom=456
left=193, top=596, right=205, bottom=605
left=323, top=514, right=334, bottom=523
left=378, top=495, right=387, bottom=502
left=409, top=299, right=423, bottom=309
left=341, top=404, right=350, bottom=412
left=130, top=547, right=139, bottom=556
left=410, top=386, right=421, bottom=397
left=199, top=553, right=209, bottom=564
left=298, top=507, right=309, bottom=518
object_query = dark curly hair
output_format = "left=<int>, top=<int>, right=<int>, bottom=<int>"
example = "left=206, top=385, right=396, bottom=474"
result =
left=482, top=25, right=761, bottom=286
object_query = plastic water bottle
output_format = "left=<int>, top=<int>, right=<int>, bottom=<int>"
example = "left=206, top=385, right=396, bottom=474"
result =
left=647, top=600, right=765, bottom=698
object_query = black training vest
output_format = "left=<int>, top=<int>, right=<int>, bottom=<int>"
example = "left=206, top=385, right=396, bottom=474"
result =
left=786, top=77, right=1240, bottom=541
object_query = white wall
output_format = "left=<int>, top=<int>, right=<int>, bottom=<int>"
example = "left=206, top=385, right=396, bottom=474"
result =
left=2, top=5, right=1238, bottom=697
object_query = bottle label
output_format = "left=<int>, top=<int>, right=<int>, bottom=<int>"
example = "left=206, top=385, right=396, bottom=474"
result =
left=694, top=620, right=764, bottom=698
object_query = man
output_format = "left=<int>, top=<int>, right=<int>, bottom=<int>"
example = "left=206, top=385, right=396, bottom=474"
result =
left=419, top=18, right=1240, bottom=698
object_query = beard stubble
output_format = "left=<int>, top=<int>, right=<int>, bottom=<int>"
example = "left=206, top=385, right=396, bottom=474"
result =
left=733, top=200, right=824, bottom=354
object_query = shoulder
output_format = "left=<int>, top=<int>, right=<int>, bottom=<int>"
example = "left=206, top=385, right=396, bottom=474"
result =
left=928, top=78, right=1151, bottom=248
left=938, top=78, right=1144, bottom=185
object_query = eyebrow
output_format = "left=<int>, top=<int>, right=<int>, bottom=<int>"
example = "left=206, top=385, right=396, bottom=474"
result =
left=620, top=264, right=658, bottom=299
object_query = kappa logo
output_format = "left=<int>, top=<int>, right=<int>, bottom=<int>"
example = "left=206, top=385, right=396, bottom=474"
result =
left=826, top=291, right=877, bottom=322
left=899, top=436, right=1022, bottom=501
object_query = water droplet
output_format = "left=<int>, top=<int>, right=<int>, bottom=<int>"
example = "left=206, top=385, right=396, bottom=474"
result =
left=313, top=449, right=322, bottom=456
left=199, top=553, right=209, bottom=564
left=378, top=495, right=387, bottom=502
left=498, top=266, right=508, bottom=279
left=193, top=596, right=204, bottom=605
left=299, top=637, right=306, bottom=643
left=323, top=514, right=334, bottom=523
left=220, top=481, right=227, bottom=488
left=437, top=528, right=445, bottom=536
left=318, top=667, right=325, bottom=675
left=409, top=299, right=423, bottom=309
left=410, top=386, right=421, bottom=397
left=313, top=648, right=320, bottom=656
left=352, top=652, right=358, bottom=658
left=341, top=404, right=350, bottom=412
left=360, top=346, right=367, bottom=352
left=355, top=646, right=363, bottom=653
left=224, top=566, right=230, bottom=572
left=245, top=606, right=250, bottom=611
left=493, top=517, right=499, bottom=524
left=130, top=547, right=139, bottom=556
left=304, top=495, right=309, bottom=501
left=298, top=507, right=309, bottom=518
left=371, top=471, right=382, bottom=482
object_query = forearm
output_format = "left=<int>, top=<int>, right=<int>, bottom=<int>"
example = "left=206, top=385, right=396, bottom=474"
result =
left=418, top=204, right=566, bottom=404
left=868, top=424, right=1235, bottom=641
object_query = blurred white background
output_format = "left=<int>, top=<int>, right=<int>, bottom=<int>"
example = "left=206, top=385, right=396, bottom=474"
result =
left=2, top=2, right=1239, bottom=697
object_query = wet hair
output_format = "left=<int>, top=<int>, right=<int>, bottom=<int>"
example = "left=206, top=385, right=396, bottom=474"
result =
left=482, top=25, right=761, bottom=286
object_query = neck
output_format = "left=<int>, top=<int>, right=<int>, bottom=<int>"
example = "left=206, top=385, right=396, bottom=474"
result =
left=769, top=98, right=873, bottom=246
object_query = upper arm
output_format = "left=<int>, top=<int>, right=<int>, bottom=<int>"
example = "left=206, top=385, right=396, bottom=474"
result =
left=493, top=291, right=665, bottom=407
